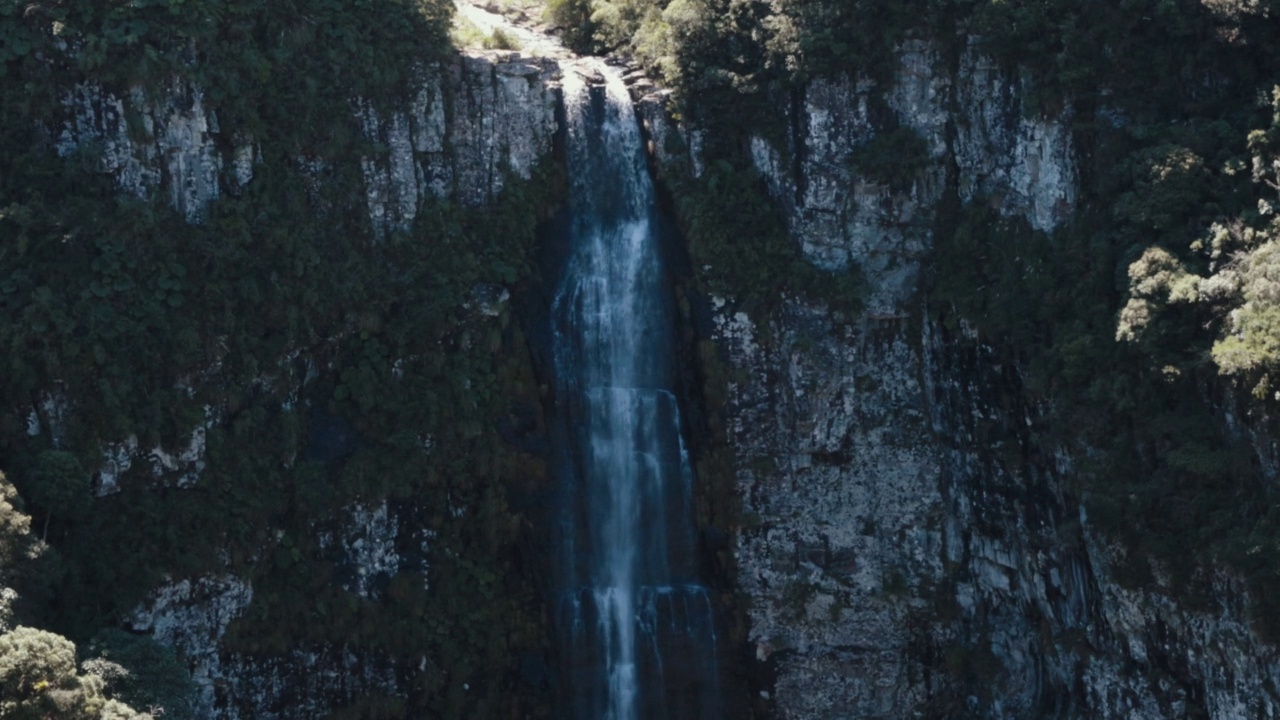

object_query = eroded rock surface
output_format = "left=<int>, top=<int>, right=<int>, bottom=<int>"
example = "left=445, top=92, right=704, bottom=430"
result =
left=55, top=53, right=560, bottom=233
left=357, top=53, right=559, bottom=235
left=643, top=39, right=1278, bottom=719
left=54, top=48, right=563, bottom=719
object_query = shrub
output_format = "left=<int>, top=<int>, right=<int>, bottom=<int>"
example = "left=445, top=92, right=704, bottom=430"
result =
left=28, top=452, right=90, bottom=538
left=849, top=126, right=931, bottom=190
left=545, top=0, right=597, bottom=52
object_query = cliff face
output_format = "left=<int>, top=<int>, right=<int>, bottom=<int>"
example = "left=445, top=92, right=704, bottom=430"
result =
left=55, top=52, right=556, bottom=228
left=655, top=40, right=1280, bottom=719
left=37, top=27, right=1280, bottom=720
left=41, top=50, right=561, bottom=718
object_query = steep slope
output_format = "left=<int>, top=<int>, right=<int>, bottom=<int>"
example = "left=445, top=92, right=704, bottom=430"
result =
left=637, top=34, right=1280, bottom=720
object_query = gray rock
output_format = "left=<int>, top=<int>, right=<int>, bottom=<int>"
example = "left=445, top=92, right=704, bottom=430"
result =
left=56, top=78, right=243, bottom=222
left=636, top=37, right=1278, bottom=720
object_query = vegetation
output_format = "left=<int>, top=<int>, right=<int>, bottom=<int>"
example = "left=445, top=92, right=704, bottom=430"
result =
left=849, top=126, right=931, bottom=190
left=0, top=472, right=44, bottom=610
left=0, top=0, right=556, bottom=716
left=0, top=627, right=152, bottom=720
left=2, top=0, right=1280, bottom=713
left=0, top=471, right=160, bottom=718
left=1119, top=87, right=1280, bottom=397
left=568, top=0, right=1280, bottom=640
left=925, top=3, right=1280, bottom=632
left=668, top=158, right=862, bottom=313
left=86, top=629, right=198, bottom=720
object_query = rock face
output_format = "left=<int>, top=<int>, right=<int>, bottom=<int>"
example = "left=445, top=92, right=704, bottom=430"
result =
left=128, top=576, right=255, bottom=713
left=645, top=39, right=1280, bottom=719
left=123, top=497, right=443, bottom=719
left=54, top=49, right=561, bottom=719
left=56, top=78, right=244, bottom=222
left=54, top=52, right=559, bottom=231
left=48, top=28, right=1280, bottom=719
left=356, top=52, right=559, bottom=235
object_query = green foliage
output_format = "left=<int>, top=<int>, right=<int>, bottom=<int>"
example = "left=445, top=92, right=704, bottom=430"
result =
left=1212, top=240, right=1280, bottom=382
left=672, top=159, right=862, bottom=314
left=1114, top=145, right=1215, bottom=238
left=99, top=699, right=149, bottom=720
left=0, top=626, right=77, bottom=698
left=1199, top=89, right=1280, bottom=392
left=545, top=0, right=597, bottom=53
left=87, top=629, right=197, bottom=720
left=584, top=0, right=649, bottom=50
left=0, top=472, right=43, bottom=583
left=545, top=0, right=682, bottom=61
left=551, top=0, right=951, bottom=117
left=28, top=451, right=91, bottom=532
left=1115, top=246, right=1200, bottom=354
left=1116, top=88, right=1280, bottom=396
left=483, top=27, right=521, bottom=50
left=3, top=0, right=452, bottom=88
left=0, top=625, right=147, bottom=719
left=677, top=160, right=796, bottom=304
left=849, top=125, right=932, bottom=190
left=762, top=0, right=956, bottom=82
left=973, top=0, right=1280, bottom=117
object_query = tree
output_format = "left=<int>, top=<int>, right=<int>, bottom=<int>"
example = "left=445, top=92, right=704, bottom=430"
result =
left=88, top=629, right=198, bottom=720
left=0, top=626, right=77, bottom=698
left=0, top=473, right=150, bottom=719
left=1118, top=87, right=1280, bottom=397
left=546, top=0, right=598, bottom=52
left=0, top=471, right=45, bottom=634
left=0, top=626, right=151, bottom=720
left=0, top=472, right=43, bottom=581
left=28, top=450, right=91, bottom=539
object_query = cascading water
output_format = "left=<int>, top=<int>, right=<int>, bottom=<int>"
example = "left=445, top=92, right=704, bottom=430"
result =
left=549, top=62, right=721, bottom=720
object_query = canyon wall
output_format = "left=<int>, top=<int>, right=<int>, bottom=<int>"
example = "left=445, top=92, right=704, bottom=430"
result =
left=35, top=31, right=1280, bottom=718
left=642, top=39, right=1280, bottom=719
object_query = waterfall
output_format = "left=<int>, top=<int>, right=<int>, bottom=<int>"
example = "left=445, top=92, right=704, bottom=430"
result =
left=549, top=63, right=721, bottom=720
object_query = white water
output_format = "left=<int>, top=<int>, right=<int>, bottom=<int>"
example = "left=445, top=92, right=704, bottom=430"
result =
left=550, top=63, right=720, bottom=719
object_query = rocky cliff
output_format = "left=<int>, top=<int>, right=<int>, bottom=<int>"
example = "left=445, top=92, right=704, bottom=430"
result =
left=37, top=48, right=562, bottom=718
left=638, top=38, right=1280, bottom=720
left=55, top=53, right=556, bottom=229
left=27, top=19, right=1280, bottom=719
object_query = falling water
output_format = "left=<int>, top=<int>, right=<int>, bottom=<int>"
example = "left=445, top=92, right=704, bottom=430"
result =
left=549, top=63, right=721, bottom=720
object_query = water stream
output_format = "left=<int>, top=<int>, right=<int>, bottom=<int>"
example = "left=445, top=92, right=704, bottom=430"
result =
left=549, top=63, right=721, bottom=720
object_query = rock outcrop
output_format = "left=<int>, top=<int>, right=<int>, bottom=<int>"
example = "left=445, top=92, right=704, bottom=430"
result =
left=356, top=52, right=558, bottom=235
left=54, top=53, right=559, bottom=231
left=56, top=78, right=234, bottom=222
left=643, top=38, right=1279, bottom=719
